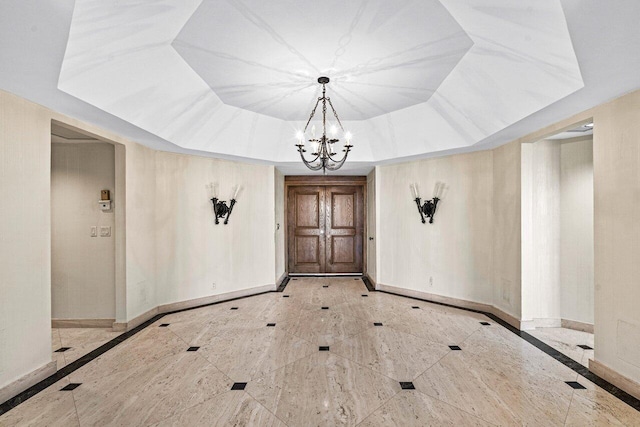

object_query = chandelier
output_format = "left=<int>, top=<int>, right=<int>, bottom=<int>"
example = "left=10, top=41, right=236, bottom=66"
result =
left=295, top=77, right=353, bottom=174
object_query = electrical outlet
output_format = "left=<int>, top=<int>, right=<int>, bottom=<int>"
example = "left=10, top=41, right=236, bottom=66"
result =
left=90, top=226, right=97, bottom=237
left=212, top=283, right=217, bottom=290
left=100, top=226, right=111, bottom=237
left=429, top=276, right=433, bottom=287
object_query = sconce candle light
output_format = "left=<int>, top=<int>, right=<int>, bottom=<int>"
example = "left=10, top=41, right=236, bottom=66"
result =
left=411, top=182, right=444, bottom=224
left=210, top=184, right=239, bottom=225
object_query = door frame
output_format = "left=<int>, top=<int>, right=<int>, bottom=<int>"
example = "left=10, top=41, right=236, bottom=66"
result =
left=285, top=176, right=367, bottom=275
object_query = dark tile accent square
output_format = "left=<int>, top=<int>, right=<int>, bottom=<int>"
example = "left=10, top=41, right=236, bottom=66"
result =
left=319, top=346, right=330, bottom=351
left=323, top=285, right=329, bottom=288
left=411, top=306, right=420, bottom=309
left=322, top=306, right=329, bottom=310
left=374, top=322, right=383, bottom=326
left=480, top=322, right=490, bottom=325
left=400, top=382, right=415, bottom=390
left=266, top=323, right=276, bottom=327
left=231, top=382, right=247, bottom=390
left=187, top=346, right=200, bottom=352
left=159, top=323, right=170, bottom=327
left=566, top=381, right=586, bottom=390
left=361, top=294, right=368, bottom=297
left=354, top=278, right=359, bottom=280
left=292, top=278, right=298, bottom=281
left=230, top=307, right=238, bottom=310
left=449, top=345, right=461, bottom=351
left=60, top=383, right=81, bottom=391
left=577, top=345, right=593, bottom=350
left=283, top=295, right=290, bottom=298
left=54, top=347, right=71, bottom=353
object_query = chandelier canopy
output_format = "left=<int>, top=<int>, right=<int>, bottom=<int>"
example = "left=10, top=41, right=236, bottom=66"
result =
left=295, top=77, right=353, bottom=174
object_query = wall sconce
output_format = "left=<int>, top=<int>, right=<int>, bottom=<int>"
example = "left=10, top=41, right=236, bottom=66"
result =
left=209, top=184, right=239, bottom=225
left=410, top=182, right=444, bottom=224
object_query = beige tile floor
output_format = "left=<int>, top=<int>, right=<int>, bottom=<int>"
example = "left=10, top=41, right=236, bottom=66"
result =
left=2, top=277, right=639, bottom=426
left=51, top=327, right=123, bottom=370
left=528, top=327, right=595, bottom=368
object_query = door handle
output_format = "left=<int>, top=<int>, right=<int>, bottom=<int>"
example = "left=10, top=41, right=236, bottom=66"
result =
left=369, top=237, right=374, bottom=241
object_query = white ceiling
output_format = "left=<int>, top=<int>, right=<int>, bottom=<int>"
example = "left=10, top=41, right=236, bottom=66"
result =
left=173, top=0, right=473, bottom=121
left=1, top=0, right=640, bottom=174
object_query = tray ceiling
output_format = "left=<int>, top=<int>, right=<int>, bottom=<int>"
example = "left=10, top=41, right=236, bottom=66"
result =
left=56, top=0, right=583, bottom=163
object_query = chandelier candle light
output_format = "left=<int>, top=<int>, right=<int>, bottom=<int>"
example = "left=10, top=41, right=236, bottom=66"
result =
left=295, top=77, right=353, bottom=174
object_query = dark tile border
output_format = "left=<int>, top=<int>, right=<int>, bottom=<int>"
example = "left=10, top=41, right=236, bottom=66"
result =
left=0, top=279, right=291, bottom=416
left=276, top=276, right=290, bottom=292
left=361, top=276, right=375, bottom=292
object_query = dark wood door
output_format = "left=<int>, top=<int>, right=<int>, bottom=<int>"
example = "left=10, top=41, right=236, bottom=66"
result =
left=325, top=186, right=363, bottom=273
left=288, top=186, right=325, bottom=273
left=288, top=184, right=364, bottom=274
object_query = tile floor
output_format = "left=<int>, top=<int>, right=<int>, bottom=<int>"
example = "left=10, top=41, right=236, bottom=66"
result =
left=51, top=328, right=123, bottom=370
left=528, top=327, right=595, bottom=368
left=2, top=277, right=639, bottom=426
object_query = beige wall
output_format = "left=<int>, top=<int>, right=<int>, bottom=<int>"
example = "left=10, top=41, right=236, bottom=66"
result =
left=124, top=142, right=158, bottom=322
left=0, top=91, right=52, bottom=392
left=560, top=138, right=594, bottom=324
left=51, top=143, right=116, bottom=320
left=593, top=90, right=640, bottom=385
left=492, top=142, right=522, bottom=319
left=377, top=150, right=495, bottom=306
left=155, top=152, right=276, bottom=305
left=274, top=169, right=285, bottom=282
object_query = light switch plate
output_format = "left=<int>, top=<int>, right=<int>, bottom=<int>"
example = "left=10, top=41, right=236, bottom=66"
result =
left=90, top=226, right=97, bottom=237
left=100, top=226, right=111, bottom=237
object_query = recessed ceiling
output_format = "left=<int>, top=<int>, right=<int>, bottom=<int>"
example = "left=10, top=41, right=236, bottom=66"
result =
left=173, top=0, right=473, bottom=121
left=56, top=0, right=582, bottom=163
left=1, top=0, right=640, bottom=174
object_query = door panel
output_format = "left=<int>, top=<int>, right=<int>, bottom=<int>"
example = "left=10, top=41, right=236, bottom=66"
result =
left=325, top=186, right=363, bottom=273
left=288, top=186, right=325, bottom=273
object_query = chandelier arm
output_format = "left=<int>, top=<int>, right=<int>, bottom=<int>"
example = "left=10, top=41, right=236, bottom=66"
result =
left=326, top=145, right=351, bottom=163
left=303, top=97, right=322, bottom=133
left=297, top=146, right=322, bottom=163
left=326, top=98, right=345, bottom=131
left=300, top=155, right=325, bottom=171
left=324, top=152, right=350, bottom=171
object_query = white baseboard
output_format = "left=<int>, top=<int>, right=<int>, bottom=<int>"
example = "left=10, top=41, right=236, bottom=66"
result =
left=376, top=283, right=521, bottom=330
left=589, top=359, right=640, bottom=400
left=520, top=318, right=562, bottom=331
left=52, top=318, right=115, bottom=329
left=276, top=272, right=288, bottom=288
left=0, top=360, right=57, bottom=404
left=113, top=284, right=276, bottom=332
left=561, top=318, right=594, bottom=334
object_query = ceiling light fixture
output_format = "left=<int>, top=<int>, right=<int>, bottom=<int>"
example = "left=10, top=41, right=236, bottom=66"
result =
left=295, top=77, right=353, bottom=174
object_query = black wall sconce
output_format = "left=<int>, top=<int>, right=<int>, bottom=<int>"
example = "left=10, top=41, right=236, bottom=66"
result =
left=209, top=184, right=239, bottom=225
left=410, top=182, right=444, bottom=224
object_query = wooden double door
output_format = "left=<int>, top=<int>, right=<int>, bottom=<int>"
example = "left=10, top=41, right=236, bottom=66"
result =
left=288, top=183, right=364, bottom=274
